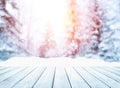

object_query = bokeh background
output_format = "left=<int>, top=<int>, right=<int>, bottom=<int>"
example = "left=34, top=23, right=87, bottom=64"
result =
left=0, top=0, right=120, bottom=61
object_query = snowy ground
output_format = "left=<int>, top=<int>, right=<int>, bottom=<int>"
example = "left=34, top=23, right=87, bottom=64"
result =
left=0, top=57, right=120, bottom=67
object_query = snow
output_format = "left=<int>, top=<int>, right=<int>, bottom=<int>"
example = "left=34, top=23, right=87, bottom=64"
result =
left=0, top=57, right=120, bottom=67
left=97, top=0, right=120, bottom=61
left=0, top=0, right=120, bottom=61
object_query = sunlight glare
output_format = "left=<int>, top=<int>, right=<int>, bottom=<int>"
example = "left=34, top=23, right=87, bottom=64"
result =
left=32, top=0, right=68, bottom=34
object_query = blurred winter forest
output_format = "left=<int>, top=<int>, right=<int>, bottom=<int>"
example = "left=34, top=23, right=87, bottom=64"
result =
left=0, top=0, right=120, bottom=61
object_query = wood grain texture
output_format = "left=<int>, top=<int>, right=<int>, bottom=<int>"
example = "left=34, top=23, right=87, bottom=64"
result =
left=0, top=66, right=120, bottom=88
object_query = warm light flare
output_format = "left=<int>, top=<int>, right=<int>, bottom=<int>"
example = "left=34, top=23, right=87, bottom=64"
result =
left=18, top=0, right=100, bottom=56
left=25, top=0, right=72, bottom=50
left=32, top=0, right=68, bottom=34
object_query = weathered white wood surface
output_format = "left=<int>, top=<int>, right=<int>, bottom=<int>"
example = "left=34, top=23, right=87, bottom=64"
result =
left=0, top=66, right=120, bottom=88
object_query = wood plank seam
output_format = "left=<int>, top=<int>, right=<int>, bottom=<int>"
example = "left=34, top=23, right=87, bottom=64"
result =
left=31, top=67, right=47, bottom=88
left=52, top=67, right=56, bottom=88
left=101, top=68, right=120, bottom=77
left=73, top=67, right=92, bottom=88
left=82, top=67, right=111, bottom=88
left=64, top=68, right=72, bottom=88
left=92, top=67, right=120, bottom=84
left=0, top=68, right=15, bottom=76
left=106, top=69, right=120, bottom=77
left=96, top=67, right=120, bottom=83
left=0, top=68, right=27, bottom=83
left=111, top=67, right=120, bottom=72
left=11, top=67, right=37, bottom=88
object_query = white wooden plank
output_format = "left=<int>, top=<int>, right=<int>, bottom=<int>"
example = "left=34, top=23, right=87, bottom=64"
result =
left=53, top=67, right=71, bottom=88
left=0, top=67, right=14, bottom=75
left=0, top=66, right=119, bottom=88
left=0, top=66, right=2, bottom=68
left=0, top=67, right=36, bottom=88
left=99, top=67, right=120, bottom=76
left=0, top=67, right=25, bottom=82
left=12, top=67, right=46, bottom=88
left=74, top=67, right=109, bottom=88
left=0, top=67, right=9, bottom=70
left=65, top=67, right=90, bottom=88
left=33, top=67, right=55, bottom=88
left=102, top=67, right=120, bottom=72
left=110, top=67, right=120, bottom=72
left=93, top=67, right=120, bottom=83
left=85, top=67, right=120, bottom=88
left=114, top=67, right=120, bottom=70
